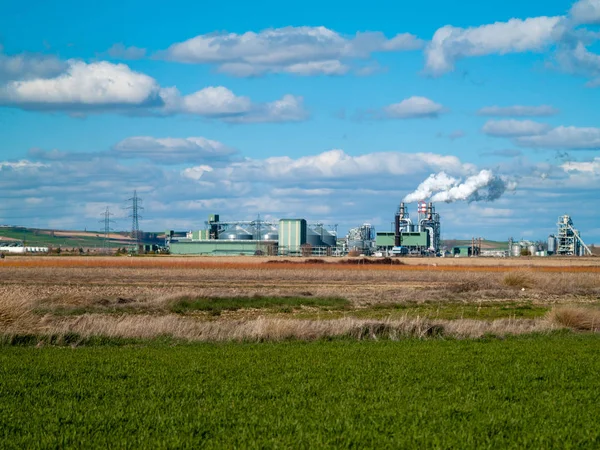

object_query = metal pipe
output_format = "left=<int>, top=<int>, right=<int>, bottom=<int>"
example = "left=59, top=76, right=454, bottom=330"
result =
left=568, top=224, right=592, bottom=255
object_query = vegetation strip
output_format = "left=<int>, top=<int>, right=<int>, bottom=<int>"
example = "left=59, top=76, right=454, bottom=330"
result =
left=1, top=336, right=600, bottom=448
left=170, top=296, right=350, bottom=315
left=2, top=257, right=599, bottom=273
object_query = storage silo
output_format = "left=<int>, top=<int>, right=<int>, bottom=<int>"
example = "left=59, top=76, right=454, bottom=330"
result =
left=219, top=226, right=253, bottom=240
left=262, top=226, right=278, bottom=241
left=322, top=229, right=337, bottom=247
left=307, top=227, right=323, bottom=247
left=278, top=219, right=307, bottom=254
left=511, top=244, right=522, bottom=257
left=547, top=235, right=556, bottom=255
left=528, top=244, right=537, bottom=256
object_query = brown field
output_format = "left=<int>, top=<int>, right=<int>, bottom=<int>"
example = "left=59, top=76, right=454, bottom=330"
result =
left=48, top=230, right=133, bottom=240
left=1, top=255, right=599, bottom=342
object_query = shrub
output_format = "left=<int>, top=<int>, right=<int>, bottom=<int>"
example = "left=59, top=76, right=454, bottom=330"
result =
left=547, top=307, right=600, bottom=331
left=503, top=271, right=534, bottom=289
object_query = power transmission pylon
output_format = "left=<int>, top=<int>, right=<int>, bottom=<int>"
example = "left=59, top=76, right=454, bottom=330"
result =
left=99, top=207, right=115, bottom=254
left=126, top=190, right=143, bottom=253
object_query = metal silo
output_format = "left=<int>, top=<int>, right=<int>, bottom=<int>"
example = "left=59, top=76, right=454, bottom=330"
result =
left=511, top=244, right=522, bottom=257
left=219, top=226, right=252, bottom=240
left=528, top=244, right=537, bottom=256
left=322, top=229, right=336, bottom=247
left=547, top=235, right=556, bottom=254
left=307, top=227, right=323, bottom=247
left=262, top=226, right=279, bottom=241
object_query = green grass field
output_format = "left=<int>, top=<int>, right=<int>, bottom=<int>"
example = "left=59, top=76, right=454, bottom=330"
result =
left=1, top=334, right=599, bottom=448
left=0, top=227, right=116, bottom=248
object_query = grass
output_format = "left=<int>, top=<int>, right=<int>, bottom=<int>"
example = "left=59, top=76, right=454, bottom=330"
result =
left=503, top=271, right=535, bottom=289
left=336, top=301, right=549, bottom=320
left=0, top=226, right=122, bottom=248
left=548, top=306, right=600, bottom=331
left=170, top=295, right=350, bottom=315
left=1, top=335, right=600, bottom=448
left=2, top=257, right=599, bottom=341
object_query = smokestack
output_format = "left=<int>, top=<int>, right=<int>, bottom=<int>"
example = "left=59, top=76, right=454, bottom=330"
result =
left=394, top=211, right=400, bottom=247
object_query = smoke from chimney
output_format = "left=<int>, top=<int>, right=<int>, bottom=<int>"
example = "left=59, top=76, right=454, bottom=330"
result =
left=404, top=170, right=516, bottom=203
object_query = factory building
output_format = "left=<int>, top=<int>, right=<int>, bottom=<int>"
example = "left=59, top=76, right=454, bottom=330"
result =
left=509, top=214, right=592, bottom=257
left=376, top=201, right=441, bottom=255
left=168, top=215, right=337, bottom=256
left=0, top=240, right=48, bottom=254
left=345, top=223, right=376, bottom=255
left=553, top=215, right=591, bottom=256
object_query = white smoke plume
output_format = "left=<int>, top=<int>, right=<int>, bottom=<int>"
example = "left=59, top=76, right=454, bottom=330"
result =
left=403, top=170, right=516, bottom=203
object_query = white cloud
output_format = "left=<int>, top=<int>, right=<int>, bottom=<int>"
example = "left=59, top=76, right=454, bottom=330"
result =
left=555, top=42, right=600, bottom=87
left=570, top=0, right=600, bottom=25
left=280, top=60, right=350, bottom=76
left=3, top=148, right=600, bottom=241
left=482, top=119, right=551, bottom=137
left=106, top=43, right=147, bottom=60
left=424, top=16, right=562, bottom=75
left=161, top=87, right=307, bottom=123
left=0, top=50, right=66, bottom=82
left=515, top=126, right=600, bottom=149
left=181, top=165, right=214, bottom=180
left=382, top=96, right=445, bottom=119
left=161, top=86, right=252, bottom=116
left=0, top=160, right=47, bottom=170
left=113, top=136, right=236, bottom=164
left=0, top=61, right=308, bottom=122
left=562, top=157, right=600, bottom=173
left=477, top=105, right=559, bottom=117
left=183, top=149, right=475, bottom=183
left=161, top=26, right=423, bottom=76
left=226, top=94, right=308, bottom=123
left=0, top=60, right=160, bottom=109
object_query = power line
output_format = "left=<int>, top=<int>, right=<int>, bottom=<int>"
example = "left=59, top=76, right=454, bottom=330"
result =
left=99, top=207, right=116, bottom=254
left=126, top=190, right=143, bottom=252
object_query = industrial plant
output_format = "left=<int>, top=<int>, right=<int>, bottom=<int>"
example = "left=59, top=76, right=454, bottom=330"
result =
left=375, top=201, right=441, bottom=256
left=508, top=214, right=592, bottom=257
left=165, top=200, right=593, bottom=257
left=168, top=214, right=337, bottom=256
left=167, top=201, right=445, bottom=256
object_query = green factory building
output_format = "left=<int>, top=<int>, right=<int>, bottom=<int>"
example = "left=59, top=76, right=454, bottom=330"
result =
left=375, top=231, right=430, bottom=251
left=168, top=216, right=327, bottom=256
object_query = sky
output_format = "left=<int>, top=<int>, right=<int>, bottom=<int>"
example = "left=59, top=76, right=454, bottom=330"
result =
left=1, top=0, right=599, bottom=243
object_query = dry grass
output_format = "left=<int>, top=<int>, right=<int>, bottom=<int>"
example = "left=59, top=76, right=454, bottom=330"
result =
left=44, top=314, right=558, bottom=341
left=547, top=307, right=600, bottom=331
left=1, top=256, right=599, bottom=342
left=503, top=271, right=534, bottom=289
left=1, top=255, right=600, bottom=272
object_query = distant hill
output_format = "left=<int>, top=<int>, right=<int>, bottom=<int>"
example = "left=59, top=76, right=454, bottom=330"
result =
left=0, top=226, right=161, bottom=249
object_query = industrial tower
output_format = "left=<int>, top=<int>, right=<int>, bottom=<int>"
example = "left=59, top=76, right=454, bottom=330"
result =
left=127, top=190, right=143, bottom=252
left=99, top=207, right=115, bottom=254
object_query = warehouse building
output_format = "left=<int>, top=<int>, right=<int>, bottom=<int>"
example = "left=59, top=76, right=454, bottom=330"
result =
left=168, top=215, right=336, bottom=256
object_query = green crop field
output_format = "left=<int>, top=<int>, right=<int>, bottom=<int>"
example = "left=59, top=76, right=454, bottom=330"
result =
left=1, top=334, right=599, bottom=448
left=0, top=227, right=115, bottom=248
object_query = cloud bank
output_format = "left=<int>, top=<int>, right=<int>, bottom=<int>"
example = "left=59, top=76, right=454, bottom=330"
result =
left=0, top=60, right=308, bottom=122
left=161, top=26, right=424, bottom=76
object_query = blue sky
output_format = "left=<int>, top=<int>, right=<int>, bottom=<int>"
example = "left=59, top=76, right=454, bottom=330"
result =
left=1, top=0, right=599, bottom=243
